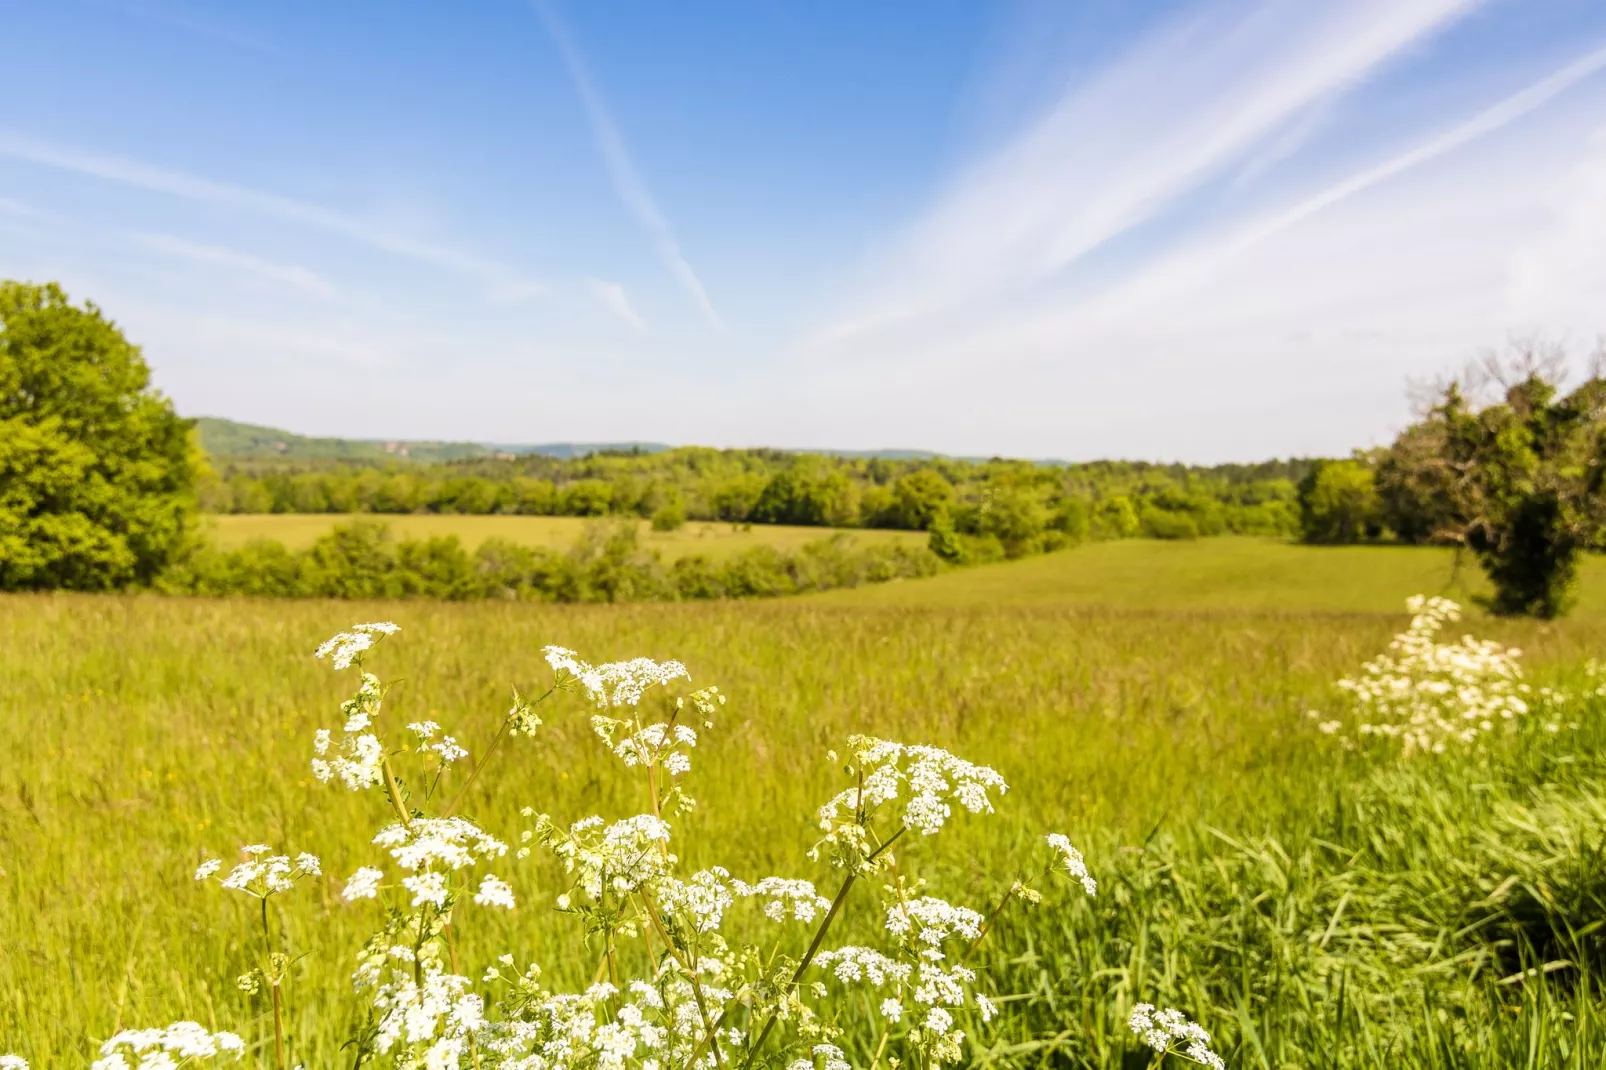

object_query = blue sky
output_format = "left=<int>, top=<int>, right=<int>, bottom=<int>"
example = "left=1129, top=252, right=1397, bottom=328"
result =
left=5, top=0, right=1606, bottom=461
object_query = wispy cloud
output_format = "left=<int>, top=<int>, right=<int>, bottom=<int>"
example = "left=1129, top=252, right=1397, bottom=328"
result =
left=132, top=231, right=338, bottom=297
left=1066, top=40, right=1606, bottom=325
left=813, top=0, right=1487, bottom=347
left=534, top=1, right=724, bottom=331
left=0, top=131, right=544, bottom=298
left=587, top=277, right=647, bottom=331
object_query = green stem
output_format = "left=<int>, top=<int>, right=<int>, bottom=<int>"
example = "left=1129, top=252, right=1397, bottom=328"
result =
left=260, top=897, right=285, bottom=1070
left=739, top=829, right=905, bottom=1070
left=441, top=685, right=555, bottom=819
left=381, top=757, right=412, bottom=831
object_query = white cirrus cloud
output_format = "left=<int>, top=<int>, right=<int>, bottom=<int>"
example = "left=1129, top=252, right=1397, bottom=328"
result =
left=131, top=232, right=338, bottom=298
left=534, top=0, right=724, bottom=332
left=587, top=277, right=647, bottom=331
left=0, top=130, right=545, bottom=299
left=811, top=0, right=1489, bottom=348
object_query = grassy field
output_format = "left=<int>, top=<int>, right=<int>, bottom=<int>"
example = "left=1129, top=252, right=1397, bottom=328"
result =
left=3, top=540, right=1605, bottom=1067
left=204, top=513, right=928, bottom=560
left=830, top=535, right=1606, bottom=615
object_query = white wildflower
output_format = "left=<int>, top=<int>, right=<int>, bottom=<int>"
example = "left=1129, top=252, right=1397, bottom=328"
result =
left=197, top=847, right=318, bottom=900
left=343, top=866, right=385, bottom=901
left=818, top=736, right=1007, bottom=844
left=813, top=946, right=911, bottom=987
left=315, top=622, right=399, bottom=670
left=885, top=896, right=984, bottom=949
left=474, top=873, right=517, bottom=909
left=403, top=871, right=450, bottom=908
left=1045, top=833, right=1097, bottom=896
left=91, top=1022, right=245, bottom=1068
left=732, top=876, right=832, bottom=923
left=374, top=817, right=508, bottom=873
left=543, top=646, right=691, bottom=707
left=1336, top=596, right=1529, bottom=755
left=543, top=814, right=675, bottom=900
left=1129, top=1003, right=1225, bottom=1070
left=880, top=997, right=903, bottom=1022
left=0, top=1057, right=28, bottom=1070
left=310, top=673, right=387, bottom=791
left=659, top=868, right=736, bottom=931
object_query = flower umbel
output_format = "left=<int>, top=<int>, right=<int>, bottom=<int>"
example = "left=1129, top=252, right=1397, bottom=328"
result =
left=90, top=1022, right=245, bottom=1070
left=1129, top=1003, right=1226, bottom=1070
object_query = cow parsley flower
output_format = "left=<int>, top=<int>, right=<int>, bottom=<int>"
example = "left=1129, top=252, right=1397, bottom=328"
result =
left=1045, top=833, right=1097, bottom=896
left=474, top=873, right=517, bottom=909
left=538, top=813, right=676, bottom=900
left=0, top=1056, right=28, bottom=1070
left=658, top=867, right=737, bottom=931
left=311, top=672, right=387, bottom=791
left=818, top=737, right=1008, bottom=845
left=315, top=622, right=400, bottom=671
left=1337, top=596, right=1529, bottom=755
left=885, top=896, right=985, bottom=950
left=91, top=1022, right=245, bottom=1069
left=1129, top=1004, right=1225, bottom=1070
left=369, top=967, right=484, bottom=1070
left=543, top=646, right=691, bottom=708
left=374, top=816, right=508, bottom=873
left=732, top=876, right=832, bottom=923
left=344, top=866, right=385, bottom=901
left=787, top=1044, right=851, bottom=1070
left=195, top=846, right=320, bottom=900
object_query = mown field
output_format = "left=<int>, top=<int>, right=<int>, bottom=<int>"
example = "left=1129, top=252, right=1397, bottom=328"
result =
left=3, top=538, right=1605, bottom=1067
left=205, top=513, right=927, bottom=560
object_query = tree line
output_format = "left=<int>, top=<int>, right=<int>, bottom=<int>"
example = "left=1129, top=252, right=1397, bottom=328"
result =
left=159, top=519, right=938, bottom=602
left=199, top=450, right=1306, bottom=560
left=9, top=279, right=1606, bottom=617
left=1297, top=345, right=1606, bottom=617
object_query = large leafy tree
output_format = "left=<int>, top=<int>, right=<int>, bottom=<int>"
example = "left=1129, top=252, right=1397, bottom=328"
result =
left=0, top=281, right=197, bottom=589
left=1378, top=356, right=1606, bottom=618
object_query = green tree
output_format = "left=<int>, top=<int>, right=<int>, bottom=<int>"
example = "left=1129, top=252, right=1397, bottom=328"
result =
left=0, top=281, right=196, bottom=589
left=886, top=469, right=955, bottom=530
left=1297, top=459, right=1381, bottom=544
left=1385, top=361, right=1606, bottom=617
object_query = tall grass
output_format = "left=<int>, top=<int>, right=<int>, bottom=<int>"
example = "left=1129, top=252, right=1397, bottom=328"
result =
left=2, top=587, right=1604, bottom=1065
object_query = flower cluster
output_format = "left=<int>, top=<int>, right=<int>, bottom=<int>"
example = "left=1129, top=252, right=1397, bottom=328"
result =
left=194, top=845, right=320, bottom=899
left=409, top=719, right=468, bottom=764
left=814, top=736, right=1008, bottom=872
left=90, top=1022, right=245, bottom=1069
left=310, top=671, right=387, bottom=790
left=1336, top=596, right=1530, bottom=755
left=364, top=816, right=512, bottom=909
left=544, top=646, right=690, bottom=708
left=0, top=1056, right=27, bottom=1070
left=1129, top=1004, right=1225, bottom=1069
left=371, top=967, right=486, bottom=1069
left=813, top=939, right=984, bottom=1066
left=479, top=972, right=744, bottom=1070
left=535, top=813, right=675, bottom=902
left=1046, top=833, right=1098, bottom=896
left=314, top=621, right=399, bottom=670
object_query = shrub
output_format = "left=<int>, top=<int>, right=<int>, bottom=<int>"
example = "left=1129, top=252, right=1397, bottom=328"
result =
left=651, top=502, right=687, bottom=531
left=0, top=280, right=197, bottom=590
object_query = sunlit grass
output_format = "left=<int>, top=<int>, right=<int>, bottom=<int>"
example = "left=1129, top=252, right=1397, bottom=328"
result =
left=4, top=541, right=1606, bottom=1066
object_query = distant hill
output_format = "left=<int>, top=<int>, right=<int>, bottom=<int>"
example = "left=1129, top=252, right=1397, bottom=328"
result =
left=193, top=417, right=672, bottom=463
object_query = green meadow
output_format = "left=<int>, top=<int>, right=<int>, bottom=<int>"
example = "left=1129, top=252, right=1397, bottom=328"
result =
left=4, top=538, right=1605, bottom=1066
